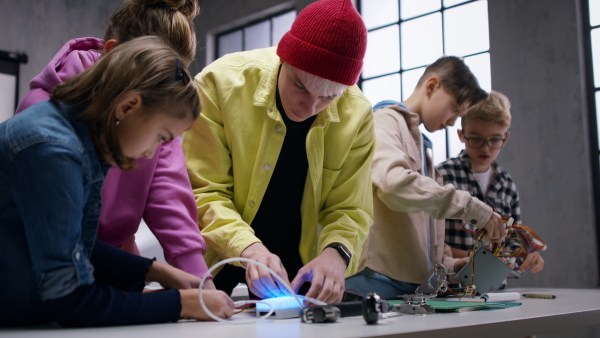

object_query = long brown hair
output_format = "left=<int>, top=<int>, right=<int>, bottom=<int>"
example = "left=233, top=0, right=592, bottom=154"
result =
left=51, top=36, right=200, bottom=169
left=105, top=0, right=200, bottom=65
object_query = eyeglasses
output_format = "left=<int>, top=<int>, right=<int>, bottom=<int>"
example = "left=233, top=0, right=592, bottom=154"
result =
left=463, top=136, right=507, bottom=149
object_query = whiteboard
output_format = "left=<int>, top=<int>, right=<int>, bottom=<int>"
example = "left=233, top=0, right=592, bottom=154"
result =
left=0, top=50, right=27, bottom=123
left=0, top=72, right=16, bottom=123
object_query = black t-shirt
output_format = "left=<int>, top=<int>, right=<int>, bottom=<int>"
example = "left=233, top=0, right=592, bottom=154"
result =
left=213, top=82, right=317, bottom=295
left=251, top=90, right=316, bottom=278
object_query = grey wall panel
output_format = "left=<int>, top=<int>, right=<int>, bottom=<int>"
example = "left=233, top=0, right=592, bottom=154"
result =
left=0, top=0, right=121, bottom=103
left=488, top=0, right=598, bottom=292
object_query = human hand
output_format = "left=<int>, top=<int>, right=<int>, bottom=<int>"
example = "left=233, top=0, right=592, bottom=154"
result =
left=146, top=261, right=201, bottom=289
left=451, top=247, right=468, bottom=259
left=291, top=248, right=346, bottom=304
left=202, top=278, right=217, bottom=290
left=519, top=252, right=544, bottom=273
left=240, top=243, right=292, bottom=299
left=453, top=257, right=469, bottom=271
left=180, top=289, right=234, bottom=320
left=482, top=212, right=508, bottom=243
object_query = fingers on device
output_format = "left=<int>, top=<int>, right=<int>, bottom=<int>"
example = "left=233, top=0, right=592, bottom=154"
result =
left=455, top=246, right=513, bottom=294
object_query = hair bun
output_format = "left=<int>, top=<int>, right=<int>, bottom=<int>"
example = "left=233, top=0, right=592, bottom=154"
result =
left=131, top=0, right=199, bottom=19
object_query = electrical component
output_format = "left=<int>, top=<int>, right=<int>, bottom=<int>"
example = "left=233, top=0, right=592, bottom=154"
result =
left=256, top=296, right=305, bottom=319
left=455, top=246, right=512, bottom=296
left=362, top=264, right=450, bottom=324
left=452, top=216, right=548, bottom=297
left=301, top=305, right=341, bottom=323
left=362, top=292, right=390, bottom=325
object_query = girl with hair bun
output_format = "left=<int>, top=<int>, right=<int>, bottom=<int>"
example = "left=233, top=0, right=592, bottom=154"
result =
left=16, top=0, right=216, bottom=289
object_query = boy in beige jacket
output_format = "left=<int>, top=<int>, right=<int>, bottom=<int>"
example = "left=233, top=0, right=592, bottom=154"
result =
left=346, top=56, right=508, bottom=299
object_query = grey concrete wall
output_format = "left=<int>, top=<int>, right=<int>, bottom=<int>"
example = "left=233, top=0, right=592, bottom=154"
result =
left=0, top=0, right=121, bottom=103
left=488, top=0, right=598, bottom=289
left=488, top=0, right=599, bottom=336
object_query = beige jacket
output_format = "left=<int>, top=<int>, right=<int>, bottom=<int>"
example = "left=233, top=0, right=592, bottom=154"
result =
left=356, top=104, right=493, bottom=284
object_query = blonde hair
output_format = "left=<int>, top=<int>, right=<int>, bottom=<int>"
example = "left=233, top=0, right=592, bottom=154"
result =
left=284, top=63, right=348, bottom=98
left=461, top=90, right=512, bottom=130
left=105, top=0, right=200, bottom=65
left=51, top=36, right=200, bottom=170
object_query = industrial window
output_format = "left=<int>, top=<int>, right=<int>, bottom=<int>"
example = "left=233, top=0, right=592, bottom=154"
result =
left=358, top=0, right=490, bottom=164
left=215, top=10, right=296, bottom=60
left=583, top=0, right=600, bottom=257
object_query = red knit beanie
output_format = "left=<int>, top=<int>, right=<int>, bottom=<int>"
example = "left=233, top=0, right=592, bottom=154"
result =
left=276, top=0, right=367, bottom=86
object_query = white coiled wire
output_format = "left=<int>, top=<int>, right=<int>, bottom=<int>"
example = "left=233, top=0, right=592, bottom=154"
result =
left=198, top=257, right=326, bottom=323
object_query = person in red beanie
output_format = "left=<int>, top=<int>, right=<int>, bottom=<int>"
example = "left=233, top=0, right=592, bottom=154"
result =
left=183, top=0, right=374, bottom=304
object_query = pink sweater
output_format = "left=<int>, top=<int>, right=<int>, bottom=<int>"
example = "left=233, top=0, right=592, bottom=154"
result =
left=16, top=37, right=209, bottom=278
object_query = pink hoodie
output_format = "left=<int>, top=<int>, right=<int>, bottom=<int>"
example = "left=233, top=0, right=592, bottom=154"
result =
left=17, top=37, right=210, bottom=278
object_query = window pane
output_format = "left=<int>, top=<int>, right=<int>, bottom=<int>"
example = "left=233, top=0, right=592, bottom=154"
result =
left=444, top=0, right=469, bottom=7
left=218, top=30, right=242, bottom=57
left=596, top=91, right=600, bottom=146
left=244, top=21, right=270, bottom=51
left=401, top=0, right=441, bottom=20
left=401, top=13, right=443, bottom=69
left=463, top=52, right=491, bottom=92
left=420, top=124, right=447, bottom=166
left=361, top=0, right=399, bottom=29
left=362, top=74, right=402, bottom=107
left=448, top=117, right=465, bottom=159
left=401, top=67, right=425, bottom=100
left=593, top=28, right=600, bottom=87
left=444, top=0, right=489, bottom=56
left=591, top=0, right=600, bottom=26
left=363, top=25, right=400, bottom=78
left=273, top=11, right=296, bottom=46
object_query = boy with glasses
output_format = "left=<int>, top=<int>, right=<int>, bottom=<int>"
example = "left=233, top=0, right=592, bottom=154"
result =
left=437, top=91, right=544, bottom=276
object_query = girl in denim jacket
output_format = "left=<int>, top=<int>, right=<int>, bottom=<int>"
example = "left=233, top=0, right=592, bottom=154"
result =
left=0, top=36, right=233, bottom=327
left=16, top=0, right=214, bottom=285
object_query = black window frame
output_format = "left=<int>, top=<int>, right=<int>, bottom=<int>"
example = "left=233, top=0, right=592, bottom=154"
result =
left=581, top=0, right=600, bottom=275
left=215, top=9, right=296, bottom=61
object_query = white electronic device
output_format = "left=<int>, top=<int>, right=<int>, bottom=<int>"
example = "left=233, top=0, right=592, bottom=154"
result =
left=255, top=296, right=306, bottom=319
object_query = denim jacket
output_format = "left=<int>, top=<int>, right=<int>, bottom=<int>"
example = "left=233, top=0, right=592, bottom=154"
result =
left=0, top=100, right=107, bottom=307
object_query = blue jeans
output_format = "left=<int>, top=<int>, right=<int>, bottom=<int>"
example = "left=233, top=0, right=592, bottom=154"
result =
left=345, top=268, right=420, bottom=300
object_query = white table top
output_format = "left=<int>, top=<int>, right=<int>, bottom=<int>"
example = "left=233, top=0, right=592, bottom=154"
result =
left=2, top=288, right=599, bottom=338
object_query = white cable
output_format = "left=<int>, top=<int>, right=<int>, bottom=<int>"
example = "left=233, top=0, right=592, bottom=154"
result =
left=198, top=257, right=325, bottom=323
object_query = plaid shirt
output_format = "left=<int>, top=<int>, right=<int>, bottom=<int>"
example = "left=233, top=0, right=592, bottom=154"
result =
left=437, top=150, right=521, bottom=251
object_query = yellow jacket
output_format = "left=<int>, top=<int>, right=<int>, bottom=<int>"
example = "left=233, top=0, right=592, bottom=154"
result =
left=183, top=47, right=375, bottom=275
